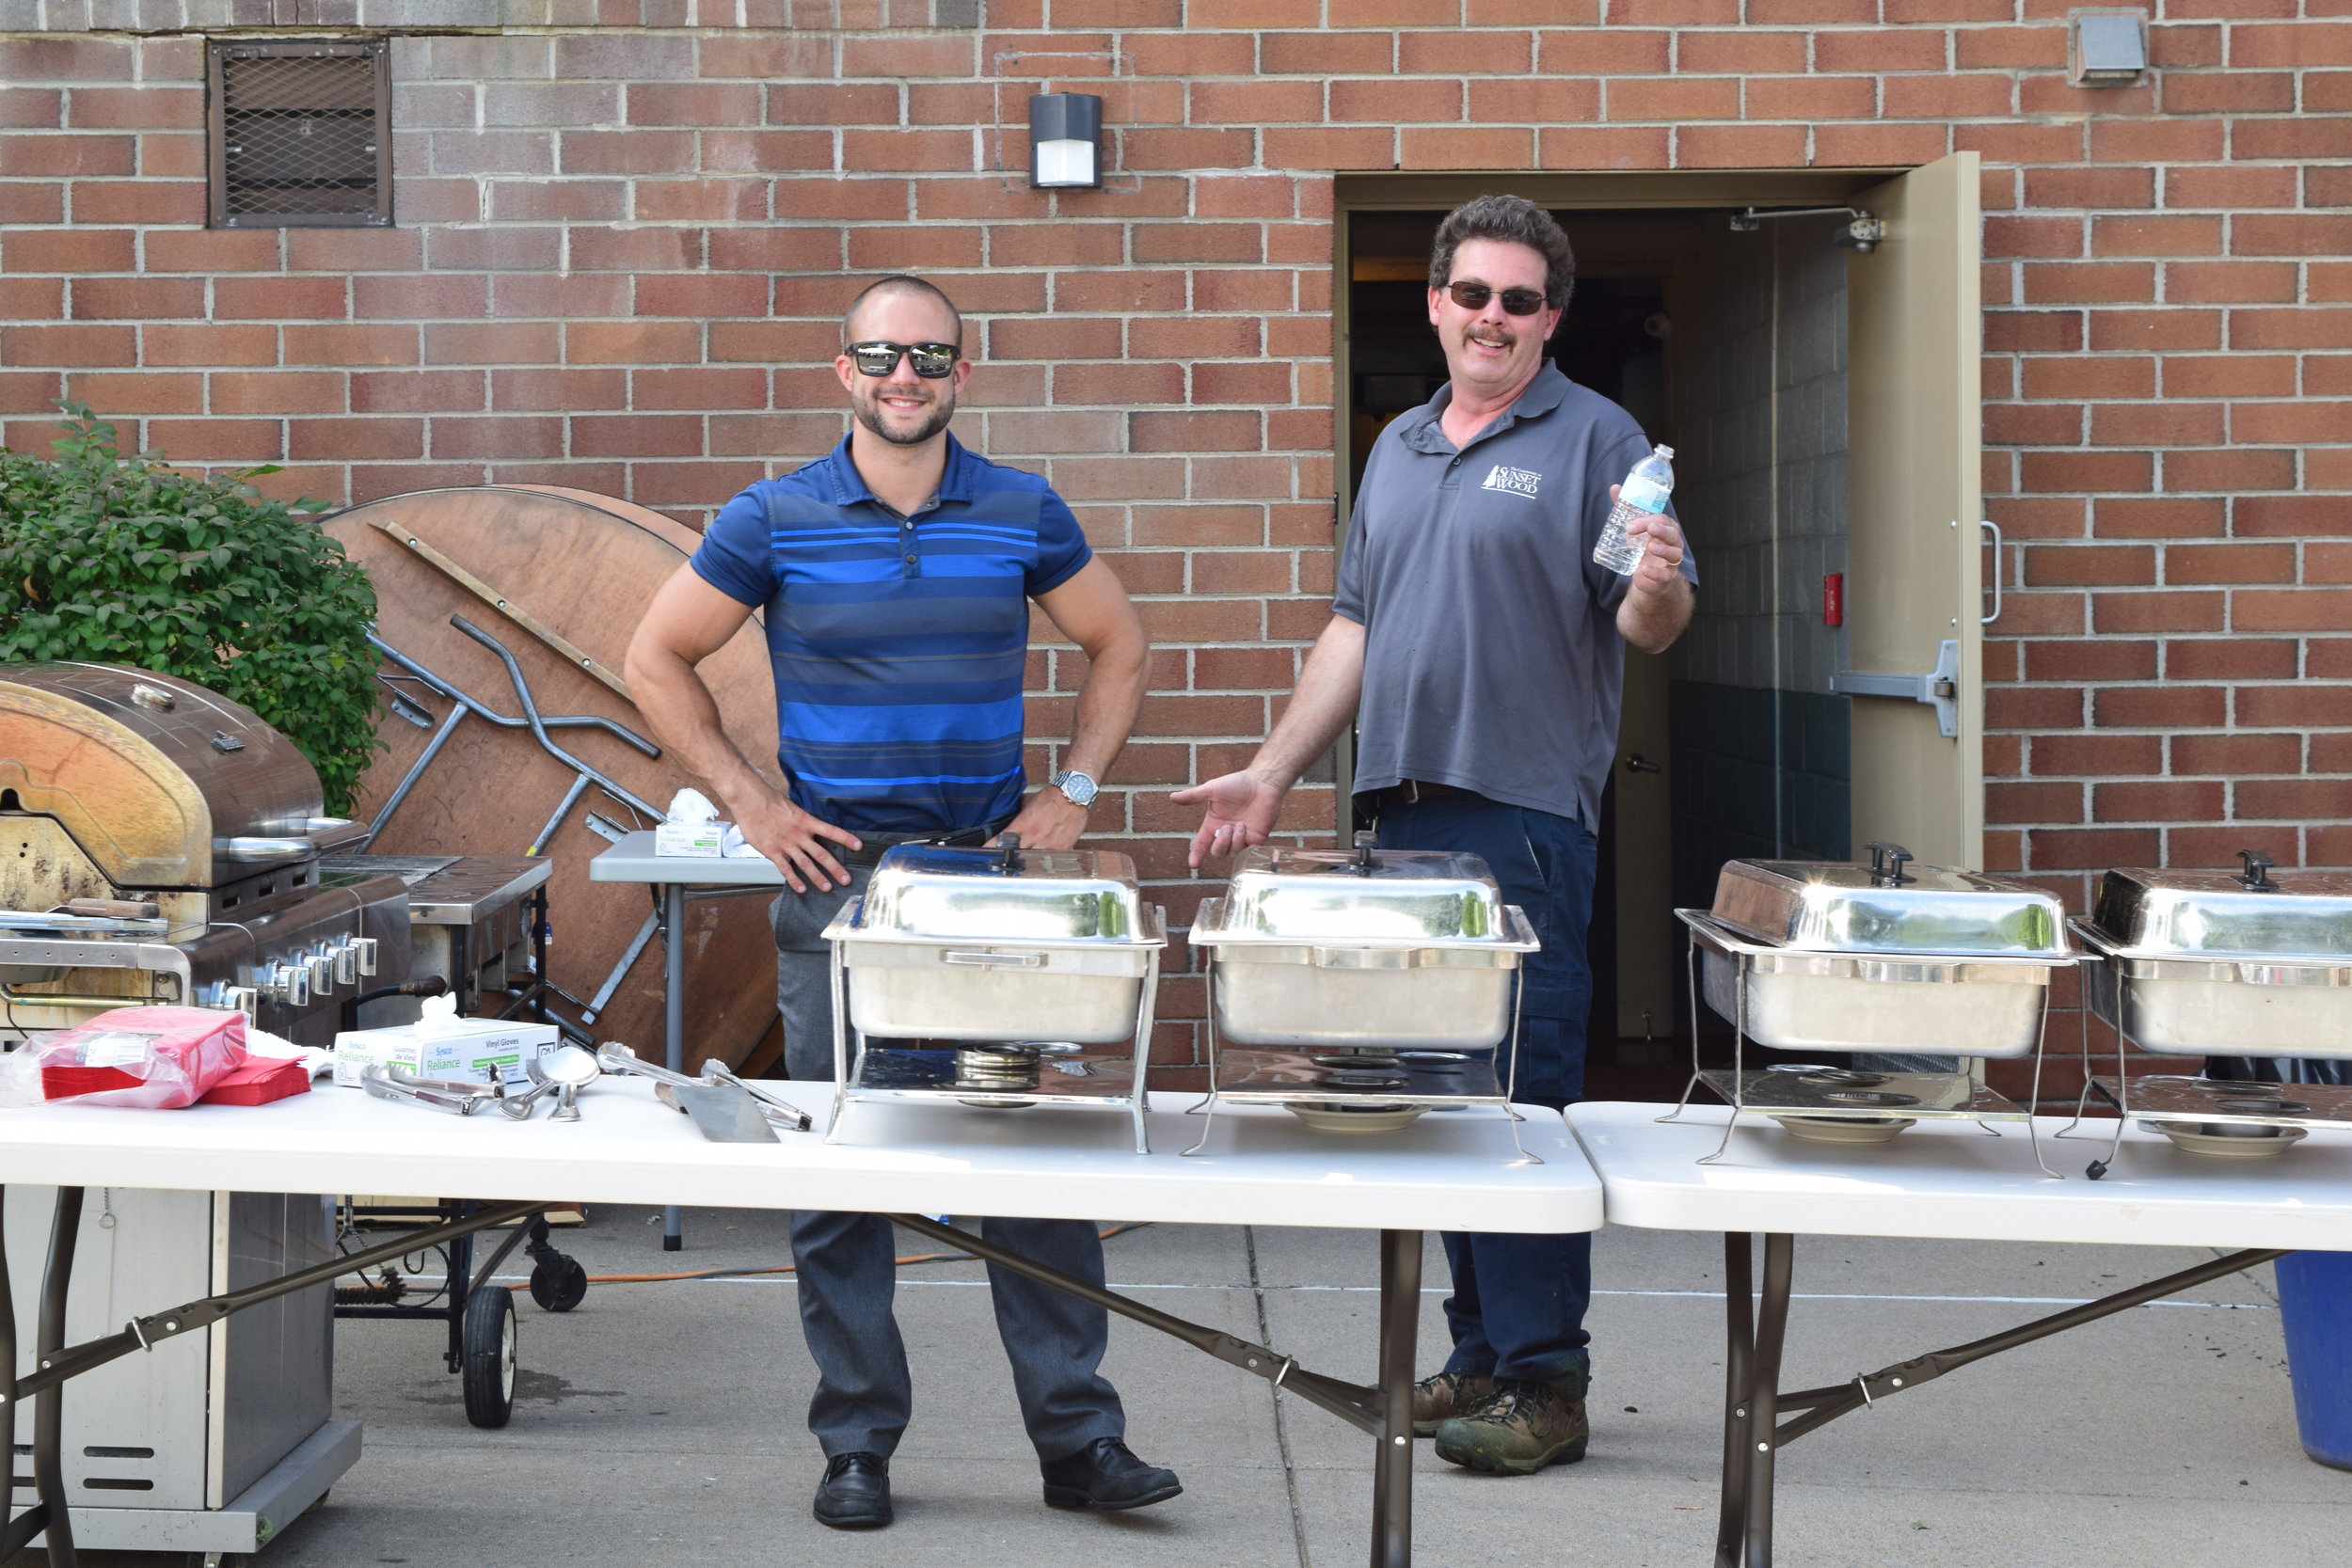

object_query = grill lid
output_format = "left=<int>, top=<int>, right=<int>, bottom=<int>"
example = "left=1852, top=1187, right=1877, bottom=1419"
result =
left=1711, top=842, right=2071, bottom=958
left=850, top=836, right=1154, bottom=944
left=2090, top=853, right=2352, bottom=960
left=1192, top=833, right=1533, bottom=949
left=2, top=664, right=326, bottom=889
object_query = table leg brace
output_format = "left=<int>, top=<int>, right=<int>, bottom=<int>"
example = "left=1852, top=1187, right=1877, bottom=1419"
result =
left=886, top=1214, right=1422, bottom=1566
left=1716, top=1234, right=2289, bottom=1566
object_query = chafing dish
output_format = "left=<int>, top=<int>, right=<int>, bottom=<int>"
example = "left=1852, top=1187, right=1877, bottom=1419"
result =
left=2063, top=852, right=2352, bottom=1175
left=1668, top=845, right=2079, bottom=1171
left=2075, top=854, right=2352, bottom=1058
left=820, top=836, right=1167, bottom=1151
left=1183, top=835, right=1542, bottom=1163
left=1189, top=838, right=1538, bottom=1049
left=2, top=663, right=413, bottom=1046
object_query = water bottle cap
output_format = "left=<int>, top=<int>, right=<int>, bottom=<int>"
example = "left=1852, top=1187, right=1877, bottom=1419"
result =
left=1655, top=445, right=1675, bottom=458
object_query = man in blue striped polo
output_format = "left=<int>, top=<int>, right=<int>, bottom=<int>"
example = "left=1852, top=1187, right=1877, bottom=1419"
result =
left=626, top=274, right=1168, bottom=1531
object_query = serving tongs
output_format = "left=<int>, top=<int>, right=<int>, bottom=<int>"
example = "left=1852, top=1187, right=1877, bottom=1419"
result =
left=361, top=1064, right=505, bottom=1117
left=596, top=1043, right=813, bottom=1132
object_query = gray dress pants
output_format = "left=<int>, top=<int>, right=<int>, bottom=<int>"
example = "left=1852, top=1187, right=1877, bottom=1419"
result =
left=771, top=869, right=1126, bottom=1462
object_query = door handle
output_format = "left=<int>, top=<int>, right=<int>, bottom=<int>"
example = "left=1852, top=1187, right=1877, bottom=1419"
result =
left=1980, top=519, right=2003, bottom=626
left=1624, top=753, right=1662, bottom=774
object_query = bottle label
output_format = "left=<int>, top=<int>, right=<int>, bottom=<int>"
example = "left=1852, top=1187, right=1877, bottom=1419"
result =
left=1618, top=474, right=1670, bottom=515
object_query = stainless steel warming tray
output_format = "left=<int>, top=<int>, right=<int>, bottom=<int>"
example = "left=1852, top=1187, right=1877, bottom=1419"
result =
left=1189, top=838, right=1537, bottom=1050
left=1665, top=845, right=2078, bottom=1172
left=821, top=836, right=1167, bottom=1152
left=2074, top=854, right=2352, bottom=1058
left=1683, top=844, right=2074, bottom=1058
left=1183, top=836, right=1543, bottom=1164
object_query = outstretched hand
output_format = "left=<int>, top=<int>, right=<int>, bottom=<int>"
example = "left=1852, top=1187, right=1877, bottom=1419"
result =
left=1171, top=770, right=1285, bottom=870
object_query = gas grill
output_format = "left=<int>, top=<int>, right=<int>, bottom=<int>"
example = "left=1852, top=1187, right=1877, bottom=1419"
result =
left=1, top=663, right=413, bottom=1045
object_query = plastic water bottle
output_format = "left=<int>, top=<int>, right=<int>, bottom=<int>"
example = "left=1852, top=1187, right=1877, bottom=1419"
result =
left=1593, top=444, right=1675, bottom=575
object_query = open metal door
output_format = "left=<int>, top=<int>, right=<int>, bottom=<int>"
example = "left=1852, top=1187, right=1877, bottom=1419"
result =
left=1836, top=152, right=1984, bottom=871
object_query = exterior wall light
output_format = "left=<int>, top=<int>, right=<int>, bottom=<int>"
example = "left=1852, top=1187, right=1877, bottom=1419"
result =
left=2069, top=8, right=2150, bottom=87
left=1028, top=92, right=1103, bottom=190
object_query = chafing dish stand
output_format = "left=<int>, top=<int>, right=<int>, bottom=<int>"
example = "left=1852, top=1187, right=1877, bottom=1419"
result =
left=821, top=837, right=1168, bottom=1153
left=1663, top=845, right=2080, bottom=1176
left=4, top=1073, right=1598, bottom=1568
left=2064, top=853, right=2352, bottom=1178
left=1185, top=835, right=1544, bottom=1162
left=1569, top=1101, right=2352, bottom=1568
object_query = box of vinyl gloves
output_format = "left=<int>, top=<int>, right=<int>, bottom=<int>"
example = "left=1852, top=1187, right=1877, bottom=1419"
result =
left=333, top=993, right=556, bottom=1089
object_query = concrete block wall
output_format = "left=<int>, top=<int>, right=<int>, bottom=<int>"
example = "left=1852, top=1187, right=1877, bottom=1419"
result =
left=5, top=3, right=2351, bottom=1060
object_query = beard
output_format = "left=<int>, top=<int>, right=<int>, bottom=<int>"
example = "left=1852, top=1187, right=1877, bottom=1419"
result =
left=851, top=382, right=957, bottom=447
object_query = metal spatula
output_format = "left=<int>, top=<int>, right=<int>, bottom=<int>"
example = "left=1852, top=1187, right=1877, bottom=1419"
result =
left=668, top=1081, right=781, bottom=1143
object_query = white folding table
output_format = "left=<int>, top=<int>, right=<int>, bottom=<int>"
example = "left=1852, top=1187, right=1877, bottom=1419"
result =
left=587, top=830, right=789, bottom=1250
left=3, top=1083, right=1597, bottom=1568
left=1566, top=1101, right=2352, bottom=1567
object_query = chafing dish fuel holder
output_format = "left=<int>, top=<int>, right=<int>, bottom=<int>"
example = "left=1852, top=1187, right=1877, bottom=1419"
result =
left=1184, top=834, right=1543, bottom=1161
left=820, top=835, right=1167, bottom=1151
left=1670, top=844, right=2078, bottom=1167
left=2064, top=852, right=2352, bottom=1173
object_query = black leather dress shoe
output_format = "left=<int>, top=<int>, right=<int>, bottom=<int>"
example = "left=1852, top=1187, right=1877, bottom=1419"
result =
left=1039, top=1436, right=1184, bottom=1512
left=813, top=1451, right=892, bottom=1529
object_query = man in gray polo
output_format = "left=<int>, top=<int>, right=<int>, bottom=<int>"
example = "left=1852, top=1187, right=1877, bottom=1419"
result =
left=1178, top=195, right=1694, bottom=1476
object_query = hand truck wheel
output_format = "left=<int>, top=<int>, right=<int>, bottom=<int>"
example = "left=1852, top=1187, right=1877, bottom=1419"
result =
left=461, top=1281, right=517, bottom=1429
left=529, top=1252, right=589, bottom=1313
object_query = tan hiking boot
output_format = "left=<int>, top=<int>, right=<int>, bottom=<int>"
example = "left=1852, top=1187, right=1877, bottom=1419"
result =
left=1431, top=1378, right=1590, bottom=1475
left=1410, top=1370, right=1496, bottom=1436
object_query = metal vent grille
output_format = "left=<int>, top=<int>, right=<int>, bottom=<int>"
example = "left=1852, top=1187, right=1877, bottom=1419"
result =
left=208, top=40, right=390, bottom=229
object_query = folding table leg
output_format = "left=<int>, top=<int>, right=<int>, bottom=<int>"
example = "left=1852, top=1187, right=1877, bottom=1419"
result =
left=662, top=880, right=685, bottom=1251
left=1740, top=1234, right=1795, bottom=1568
left=34, top=1187, right=85, bottom=1568
left=1369, top=1228, right=1421, bottom=1568
left=1714, top=1233, right=1756, bottom=1568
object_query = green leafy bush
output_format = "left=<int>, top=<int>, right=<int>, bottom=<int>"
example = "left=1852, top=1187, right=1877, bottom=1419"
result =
left=0, top=406, right=381, bottom=815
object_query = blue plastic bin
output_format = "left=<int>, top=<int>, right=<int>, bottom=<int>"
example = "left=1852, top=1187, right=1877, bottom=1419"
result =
left=2276, top=1251, right=2352, bottom=1470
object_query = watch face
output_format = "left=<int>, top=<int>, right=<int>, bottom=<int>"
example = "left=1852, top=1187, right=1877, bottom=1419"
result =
left=1054, top=770, right=1098, bottom=806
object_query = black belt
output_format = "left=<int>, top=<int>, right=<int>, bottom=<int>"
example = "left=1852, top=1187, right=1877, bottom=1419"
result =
left=834, top=824, right=995, bottom=870
left=1358, top=780, right=1476, bottom=815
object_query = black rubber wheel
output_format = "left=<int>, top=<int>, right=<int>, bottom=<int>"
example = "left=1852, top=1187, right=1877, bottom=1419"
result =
left=529, top=1253, right=589, bottom=1313
left=461, top=1282, right=517, bottom=1429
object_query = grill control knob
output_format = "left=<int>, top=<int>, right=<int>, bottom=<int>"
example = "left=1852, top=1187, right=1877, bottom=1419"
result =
left=352, top=936, right=379, bottom=976
left=262, top=961, right=309, bottom=1009
left=329, top=940, right=358, bottom=987
left=207, top=983, right=260, bottom=1022
left=306, top=952, right=334, bottom=996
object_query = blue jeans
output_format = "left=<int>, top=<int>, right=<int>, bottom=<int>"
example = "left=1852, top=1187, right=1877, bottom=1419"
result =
left=1373, top=791, right=1597, bottom=1387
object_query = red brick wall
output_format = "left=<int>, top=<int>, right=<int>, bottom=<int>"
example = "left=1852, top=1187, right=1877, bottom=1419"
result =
left=5, top=6, right=2349, bottom=1065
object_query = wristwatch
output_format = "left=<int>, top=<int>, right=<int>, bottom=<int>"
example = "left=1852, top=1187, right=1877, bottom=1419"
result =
left=1048, top=768, right=1100, bottom=809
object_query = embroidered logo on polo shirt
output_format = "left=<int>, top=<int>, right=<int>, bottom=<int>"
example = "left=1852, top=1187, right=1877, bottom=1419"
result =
left=1481, top=464, right=1542, bottom=499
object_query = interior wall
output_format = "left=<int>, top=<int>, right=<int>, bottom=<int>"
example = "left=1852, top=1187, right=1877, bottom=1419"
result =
left=1668, top=213, right=1853, bottom=910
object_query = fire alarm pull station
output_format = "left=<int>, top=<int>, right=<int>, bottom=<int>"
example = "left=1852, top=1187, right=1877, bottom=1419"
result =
left=1823, top=573, right=1844, bottom=627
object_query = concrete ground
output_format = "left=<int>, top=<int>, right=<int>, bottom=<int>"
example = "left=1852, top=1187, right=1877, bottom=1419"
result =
left=15, top=1209, right=2344, bottom=1567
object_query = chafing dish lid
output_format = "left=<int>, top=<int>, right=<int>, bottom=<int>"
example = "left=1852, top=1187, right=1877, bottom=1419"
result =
left=1193, top=836, right=1528, bottom=947
left=2090, top=856, right=2352, bottom=960
left=850, top=838, right=1152, bottom=943
left=1711, top=844, right=2069, bottom=958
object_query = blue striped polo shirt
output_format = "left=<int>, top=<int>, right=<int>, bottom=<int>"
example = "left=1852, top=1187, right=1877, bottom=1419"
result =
left=691, top=435, right=1090, bottom=835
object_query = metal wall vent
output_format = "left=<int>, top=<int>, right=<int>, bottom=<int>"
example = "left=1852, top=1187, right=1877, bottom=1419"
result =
left=207, top=39, right=391, bottom=229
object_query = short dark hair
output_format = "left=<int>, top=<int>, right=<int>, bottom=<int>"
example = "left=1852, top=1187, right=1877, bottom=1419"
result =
left=843, top=274, right=963, bottom=346
left=1427, top=196, right=1575, bottom=310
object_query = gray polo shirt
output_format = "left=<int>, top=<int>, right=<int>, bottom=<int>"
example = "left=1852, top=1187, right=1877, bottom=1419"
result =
left=1333, top=363, right=1694, bottom=830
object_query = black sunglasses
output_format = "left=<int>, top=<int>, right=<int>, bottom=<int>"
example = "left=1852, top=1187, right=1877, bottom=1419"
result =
left=848, top=341, right=961, bottom=378
left=1446, top=281, right=1549, bottom=316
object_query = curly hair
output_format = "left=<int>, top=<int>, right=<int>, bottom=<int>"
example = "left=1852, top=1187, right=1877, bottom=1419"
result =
left=1426, top=195, right=1576, bottom=310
